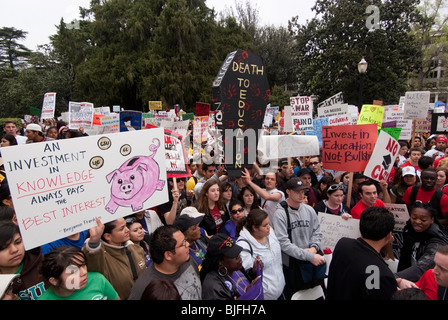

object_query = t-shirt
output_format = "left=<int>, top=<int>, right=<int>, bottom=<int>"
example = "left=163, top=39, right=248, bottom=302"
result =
left=415, top=269, right=438, bottom=300
left=402, top=187, right=448, bottom=213
left=210, top=204, right=223, bottom=233
left=350, top=199, right=385, bottom=219
left=38, top=272, right=118, bottom=300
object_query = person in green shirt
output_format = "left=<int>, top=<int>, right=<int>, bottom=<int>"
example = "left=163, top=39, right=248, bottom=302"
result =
left=38, top=246, right=119, bottom=300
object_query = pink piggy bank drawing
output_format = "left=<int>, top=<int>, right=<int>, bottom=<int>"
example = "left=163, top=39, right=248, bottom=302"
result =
left=105, top=138, right=165, bottom=213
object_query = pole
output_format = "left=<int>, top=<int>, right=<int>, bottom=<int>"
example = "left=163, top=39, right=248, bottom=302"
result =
left=358, top=73, right=364, bottom=113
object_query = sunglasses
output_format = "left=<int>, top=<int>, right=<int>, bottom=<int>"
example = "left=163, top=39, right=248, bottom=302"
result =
left=327, top=184, right=344, bottom=191
left=230, top=207, right=245, bottom=214
left=309, top=162, right=320, bottom=166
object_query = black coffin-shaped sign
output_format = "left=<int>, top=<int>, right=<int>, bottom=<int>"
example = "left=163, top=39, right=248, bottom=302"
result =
left=211, top=49, right=271, bottom=177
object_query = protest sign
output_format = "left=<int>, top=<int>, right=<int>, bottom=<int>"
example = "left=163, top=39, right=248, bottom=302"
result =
left=283, top=105, right=294, bottom=133
left=95, top=113, right=120, bottom=135
left=415, top=110, right=432, bottom=133
left=68, top=102, right=94, bottom=129
left=257, top=134, right=319, bottom=161
left=317, top=213, right=361, bottom=251
left=290, top=95, right=313, bottom=131
left=41, top=92, right=56, bottom=120
left=431, top=113, right=448, bottom=134
left=196, top=102, right=210, bottom=117
left=211, top=49, right=270, bottom=177
left=164, top=129, right=192, bottom=178
left=120, top=110, right=142, bottom=132
left=182, top=113, right=194, bottom=121
left=317, top=103, right=349, bottom=118
left=403, top=91, right=431, bottom=120
left=357, top=104, right=384, bottom=130
left=363, top=130, right=400, bottom=182
left=383, top=105, right=413, bottom=140
left=305, top=118, right=329, bottom=146
left=317, top=92, right=344, bottom=109
left=160, top=119, right=190, bottom=141
left=321, top=124, right=377, bottom=172
left=1, top=128, right=168, bottom=250
left=385, top=203, right=410, bottom=233
left=148, top=101, right=162, bottom=111
left=328, top=114, right=352, bottom=126
left=193, top=116, right=209, bottom=143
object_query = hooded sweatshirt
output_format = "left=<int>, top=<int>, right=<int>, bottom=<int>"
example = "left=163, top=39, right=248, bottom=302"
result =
left=237, top=227, right=286, bottom=300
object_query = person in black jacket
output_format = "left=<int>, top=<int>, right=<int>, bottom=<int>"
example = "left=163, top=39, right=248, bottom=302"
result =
left=396, top=202, right=448, bottom=282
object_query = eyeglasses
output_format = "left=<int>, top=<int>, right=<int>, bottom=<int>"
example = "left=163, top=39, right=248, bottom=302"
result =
left=309, top=162, right=320, bottom=166
left=327, top=184, right=344, bottom=191
left=175, top=239, right=188, bottom=249
left=231, top=207, right=245, bottom=214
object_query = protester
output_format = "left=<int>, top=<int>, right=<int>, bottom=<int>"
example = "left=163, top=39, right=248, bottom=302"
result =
left=200, top=233, right=263, bottom=300
left=308, top=155, right=333, bottom=184
left=221, top=199, right=246, bottom=241
left=3, top=121, right=27, bottom=145
left=132, top=208, right=164, bottom=240
left=1, top=134, right=18, bottom=147
left=193, top=163, right=226, bottom=200
left=271, top=177, right=326, bottom=299
left=25, top=123, right=53, bottom=143
left=41, top=230, right=89, bottom=256
left=390, top=167, right=420, bottom=204
left=349, top=173, right=368, bottom=208
left=436, top=167, right=448, bottom=190
left=125, top=216, right=151, bottom=267
left=397, top=141, right=409, bottom=166
left=241, top=168, right=285, bottom=221
left=400, top=147, right=423, bottom=171
left=140, top=279, right=181, bottom=300
left=45, top=126, right=59, bottom=140
left=173, top=207, right=209, bottom=271
left=158, top=177, right=188, bottom=225
left=326, top=206, right=397, bottom=300
left=0, top=221, right=47, bottom=300
left=238, top=185, right=261, bottom=216
left=396, top=202, right=448, bottom=282
left=350, top=180, right=389, bottom=219
left=193, top=179, right=228, bottom=236
left=314, top=183, right=351, bottom=219
left=425, top=135, right=448, bottom=159
left=0, top=207, right=16, bottom=224
left=219, top=180, right=234, bottom=216
left=237, top=209, right=285, bottom=300
left=83, top=217, right=147, bottom=299
left=127, top=225, right=202, bottom=300
left=38, top=246, right=120, bottom=300
left=296, top=168, right=321, bottom=208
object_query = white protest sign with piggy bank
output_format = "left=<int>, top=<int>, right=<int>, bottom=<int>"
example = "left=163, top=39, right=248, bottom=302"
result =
left=1, top=128, right=168, bottom=250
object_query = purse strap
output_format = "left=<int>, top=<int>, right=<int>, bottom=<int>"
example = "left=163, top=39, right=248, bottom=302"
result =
left=125, top=246, right=138, bottom=280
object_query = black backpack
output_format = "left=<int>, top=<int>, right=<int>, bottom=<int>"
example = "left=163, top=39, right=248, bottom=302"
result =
left=409, top=186, right=443, bottom=215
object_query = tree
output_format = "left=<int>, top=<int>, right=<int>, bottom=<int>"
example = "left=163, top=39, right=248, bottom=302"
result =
left=0, top=27, right=31, bottom=71
left=290, top=0, right=424, bottom=106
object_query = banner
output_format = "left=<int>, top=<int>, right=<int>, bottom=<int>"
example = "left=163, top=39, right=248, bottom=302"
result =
left=120, top=110, right=142, bottom=132
left=322, top=124, right=377, bottom=172
left=41, top=92, right=56, bottom=120
left=68, top=101, right=94, bottom=129
left=0, top=129, right=168, bottom=250
left=363, top=130, right=401, bottom=182
left=211, top=49, right=270, bottom=177
left=257, top=134, right=319, bottom=161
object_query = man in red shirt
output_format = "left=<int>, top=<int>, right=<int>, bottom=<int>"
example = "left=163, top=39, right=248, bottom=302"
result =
left=402, top=168, right=448, bottom=228
left=350, top=180, right=388, bottom=219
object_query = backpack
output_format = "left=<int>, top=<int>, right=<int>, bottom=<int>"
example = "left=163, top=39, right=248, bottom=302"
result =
left=409, top=186, right=443, bottom=214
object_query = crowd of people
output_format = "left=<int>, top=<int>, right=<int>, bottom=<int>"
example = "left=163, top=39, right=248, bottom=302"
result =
left=1, top=118, right=448, bottom=301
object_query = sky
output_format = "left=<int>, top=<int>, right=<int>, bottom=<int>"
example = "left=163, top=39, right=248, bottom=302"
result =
left=0, top=0, right=316, bottom=51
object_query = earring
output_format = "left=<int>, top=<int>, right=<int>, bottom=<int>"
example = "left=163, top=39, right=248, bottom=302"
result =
left=218, top=265, right=228, bottom=277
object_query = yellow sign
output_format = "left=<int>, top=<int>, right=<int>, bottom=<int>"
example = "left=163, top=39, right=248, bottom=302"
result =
left=148, top=101, right=162, bottom=111
left=357, top=104, right=384, bottom=130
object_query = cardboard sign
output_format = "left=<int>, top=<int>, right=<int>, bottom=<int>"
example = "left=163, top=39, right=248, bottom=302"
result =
left=385, top=203, right=410, bottom=232
left=322, top=124, right=377, bottom=172
left=195, top=102, right=210, bottom=117
left=68, top=101, right=94, bottom=129
left=317, top=103, right=349, bottom=118
left=318, top=213, right=361, bottom=251
left=148, top=101, right=162, bottom=111
left=305, top=118, right=329, bottom=146
left=403, top=91, right=431, bottom=120
left=357, top=105, right=384, bottom=130
left=317, top=92, right=344, bottom=109
left=364, top=130, right=401, bottom=182
left=290, top=95, right=313, bottom=131
left=41, top=92, right=56, bottom=120
left=383, top=105, right=413, bottom=140
left=1, top=129, right=168, bottom=250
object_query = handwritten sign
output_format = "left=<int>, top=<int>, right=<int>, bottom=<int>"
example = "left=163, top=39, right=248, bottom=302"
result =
left=385, top=203, right=410, bottom=232
left=148, top=101, right=162, bottom=111
left=357, top=105, right=384, bottom=130
left=318, top=213, right=361, bottom=251
left=317, top=92, right=344, bottom=109
left=305, top=118, right=329, bottom=146
left=68, top=101, right=94, bottom=129
left=364, top=130, right=400, bottom=182
left=290, top=96, right=313, bottom=131
left=383, top=105, right=413, bottom=140
left=120, top=110, right=142, bottom=132
left=41, top=92, right=56, bottom=120
left=403, top=91, right=431, bottom=120
left=0, top=129, right=168, bottom=250
left=431, top=113, right=448, bottom=134
left=322, top=124, right=377, bottom=172
left=317, top=103, right=349, bottom=118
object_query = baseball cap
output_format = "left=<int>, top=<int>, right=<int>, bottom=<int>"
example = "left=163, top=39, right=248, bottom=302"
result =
left=279, top=158, right=288, bottom=166
left=402, top=166, right=417, bottom=177
left=285, top=177, right=309, bottom=191
left=206, top=233, right=242, bottom=258
left=437, top=136, right=448, bottom=144
left=174, top=214, right=204, bottom=233
left=180, top=206, right=205, bottom=219
left=26, top=123, right=42, bottom=133
left=296, top=168, right=312, bottom=177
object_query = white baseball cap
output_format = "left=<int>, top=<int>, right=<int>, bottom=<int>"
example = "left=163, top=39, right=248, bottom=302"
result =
left=402, top=166, right=417, bottom=177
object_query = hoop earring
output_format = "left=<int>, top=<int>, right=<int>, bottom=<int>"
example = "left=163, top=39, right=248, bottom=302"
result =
left=218, top=265, right=228, bottom=277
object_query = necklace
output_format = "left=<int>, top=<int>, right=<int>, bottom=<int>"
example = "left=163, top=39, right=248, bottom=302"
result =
left=189, top=242, right=205, bottom=259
